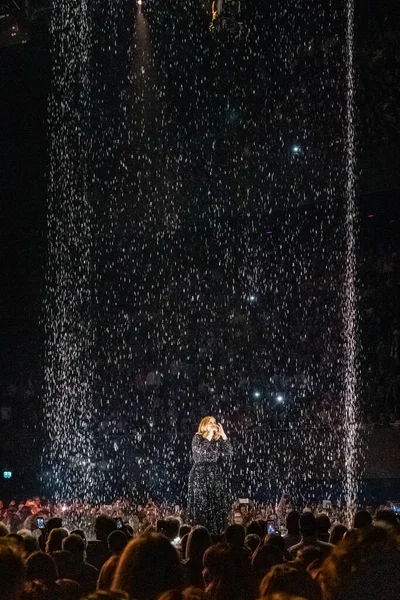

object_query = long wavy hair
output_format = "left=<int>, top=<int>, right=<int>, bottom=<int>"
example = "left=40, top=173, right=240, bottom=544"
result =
left=203, top=543, right=245, bottom=600
left=185, top=525, right=212, bottom=563
left=197, top=416, right=219, bottom=440
left=112, top=533, right=183, bottom=600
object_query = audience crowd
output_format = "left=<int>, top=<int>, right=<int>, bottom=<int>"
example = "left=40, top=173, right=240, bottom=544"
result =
left=0, top=495, right=378, bottom=538
left=0, top=492, right=400, bottom=600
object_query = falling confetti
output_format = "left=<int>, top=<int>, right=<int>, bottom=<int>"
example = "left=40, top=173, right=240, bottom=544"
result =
left=343, top=0, right=361, bottom=526
left=44, top=0, right=361, bottom=510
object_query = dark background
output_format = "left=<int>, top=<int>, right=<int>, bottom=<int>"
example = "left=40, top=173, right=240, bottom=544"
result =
left=0, top=0, right=399, bottom=498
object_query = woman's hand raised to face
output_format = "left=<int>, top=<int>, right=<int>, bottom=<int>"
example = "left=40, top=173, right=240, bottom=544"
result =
left=205, top=429, right=214, bottom=441
left=217, top=423, right=227, bottom=440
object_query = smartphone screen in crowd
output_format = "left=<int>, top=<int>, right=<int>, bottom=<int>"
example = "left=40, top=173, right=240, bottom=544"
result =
left=266, top=520, right=276, bottom=534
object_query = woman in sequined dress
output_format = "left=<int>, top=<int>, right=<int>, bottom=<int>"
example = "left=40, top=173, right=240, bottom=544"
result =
left=188, top=416, right=233, bottom=533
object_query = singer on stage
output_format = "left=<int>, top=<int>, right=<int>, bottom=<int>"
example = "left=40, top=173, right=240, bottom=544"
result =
left=188, top=416, right=233, bottom=533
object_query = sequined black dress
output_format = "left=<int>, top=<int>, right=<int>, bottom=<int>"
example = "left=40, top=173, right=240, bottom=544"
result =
left=188, top=433, right=233, bottom=533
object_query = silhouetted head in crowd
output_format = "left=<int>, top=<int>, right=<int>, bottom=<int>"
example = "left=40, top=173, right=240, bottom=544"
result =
left=316, top=513, right=331, bottom=541
left=112, top=533, right=183, bottom=600
left=299, top=512, right=317, bottom=538
left=203, top=543, right=242, bottom=600
left=46, top=528, right=69, bottom=554
left=156, top=518, right=178, bottom=540
left=256, top=519, right=267, bottom=536
left=17, top=529, right=32, bottom=538
left=159, top=587, right=209, bottom=600
left=107, top=530, right=128, bottom=555
left=295, top=545, right=324, bottom=569
left=46, top=518, right=62, bottom=534
left=21, top=580, right=63, bottom=600
left=62, top=534, right=85, bottom=563
left=286, top=511, right=300, bottom=535
left=51, top=550, right=76, bottom=580
left=25, top=551, right=58, bottom=583
left=185, top=525, right=212, bottom=564
left=57, top=578, right=82, bottom=600
left=265, top=533, right=286, bottom=554
left=95, top=516, right=117, bottom=543
left=245, top=533, right=261, bottom=554
left=342, top=528, right=359, bottom=544
left=20, top=534, right=40, bottom=559
left=252, top=544, right=284, bottom=585
left=225, top=524, right=246, bottom=548
left=0, top=522, right=9, bottom=537
left=259, top=563, right=322, bottom=600
left=329, top=524, right=348, bottom=545
left=375, top=509, right=398, bottom=528
left=165, top=517, right=181, bottom=541
left=0, top=538, right=26, bottom=600
left=320, top=525, right=400, bottom=600
left=70, top=529, right=86, bottom=544
left=7, top=533, right=23, bottom=545
left=82, top=592, right=129, bottom=600
left=353, top=510, right=372, bottom=529
left=179, top=524, right=192, bottom=539
left=157, top=519, right=168, bottom=535
left=210, top=533, right=225, bottom=544
left=246, top=521, right=263, bottom=539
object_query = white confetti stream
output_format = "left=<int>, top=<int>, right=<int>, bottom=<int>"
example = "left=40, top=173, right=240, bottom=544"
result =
left=43, top=0, right=360, bottom=508
left=343, top=0, right=361, bottom=526
left=44, top=0, right=98, bottom=500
